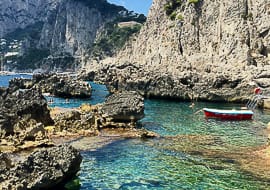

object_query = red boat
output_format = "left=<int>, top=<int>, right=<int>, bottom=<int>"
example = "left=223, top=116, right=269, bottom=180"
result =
left=203, top=108, right=253, bottom=120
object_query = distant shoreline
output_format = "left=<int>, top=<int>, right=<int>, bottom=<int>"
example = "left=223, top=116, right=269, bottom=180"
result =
left=0, top=71, right=33, bottom=76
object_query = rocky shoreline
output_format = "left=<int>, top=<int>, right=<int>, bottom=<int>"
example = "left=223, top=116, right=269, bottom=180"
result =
left=1, top=71, right=270, bottom=188
left=0, top=74, right=158, bottom=189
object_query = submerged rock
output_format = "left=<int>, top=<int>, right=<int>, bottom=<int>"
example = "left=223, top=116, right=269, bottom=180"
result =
left=0, top=144, right=82, bottom=190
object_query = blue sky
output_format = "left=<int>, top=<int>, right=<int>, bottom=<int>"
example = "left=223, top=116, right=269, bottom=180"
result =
left=108, top=0, right=153, bottom=15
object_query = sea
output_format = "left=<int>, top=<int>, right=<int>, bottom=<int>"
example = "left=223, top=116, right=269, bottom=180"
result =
left=1, top=74, right=270, bottom=189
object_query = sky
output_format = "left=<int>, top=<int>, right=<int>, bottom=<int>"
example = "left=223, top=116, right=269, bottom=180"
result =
left=108, top=0, right=153, bottom=15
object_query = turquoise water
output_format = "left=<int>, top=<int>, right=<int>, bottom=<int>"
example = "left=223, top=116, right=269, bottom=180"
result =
left=141, top=100, right=268, bottom=147
left=79, top=138, right=269, bottom=190
left=1, top=75, right=270, bottom=189
left=46, top=82, right=109, bottom=107
left=78, top=99, right=270, bottom=190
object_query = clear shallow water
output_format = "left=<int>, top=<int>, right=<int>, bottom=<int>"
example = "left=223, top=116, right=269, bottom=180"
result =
left=78, top=99, right=270, bottom=190
left=79, top=138, right=269, bottom=190
left=46, top=82, right=110, bottom=107
left=141, top=100, right=268, bottom=147
left=1, top=75, right=270, bottom=189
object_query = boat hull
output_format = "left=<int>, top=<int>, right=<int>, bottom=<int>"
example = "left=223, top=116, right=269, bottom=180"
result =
left=203, top=108, right=253, bottom=120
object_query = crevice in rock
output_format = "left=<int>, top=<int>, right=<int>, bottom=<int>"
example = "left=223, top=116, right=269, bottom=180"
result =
left=244, top=0, right=249, bottom=19
left=259, top=29, right=269, bottom=38
left=260, top=45, right=268, bottom=57
left=179, top=40, right=183, bottom=55
left=193, top=1, right=203, bottom=52
left=178, top=29, right=183, bottom=55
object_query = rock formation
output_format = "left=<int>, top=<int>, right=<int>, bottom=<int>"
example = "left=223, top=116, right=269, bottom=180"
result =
left=0, top=144, right=82, bottom=190
left=1, top=0, right=117, bottom=55
left=0, top=87, right=53, bottom=151
left=52, top=107, right=97, bottom=136
left=0, top=0, right=53, bottom=37
left=1, top=0, right=143, bottom=71
left=88, top=0, right=270, bottom=102
left=10, top=74, right=92, bottom=98
left=51, top=91, right=145, bottom=133
left=100, top=91, right=145, bottom=122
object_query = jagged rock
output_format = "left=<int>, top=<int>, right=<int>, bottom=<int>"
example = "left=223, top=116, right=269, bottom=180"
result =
left=100, top=91, right=144, bottom=122
left=38, top=74, right=92, bottom=98
left=89, top=0, right=270, bottom=102
left=13, top=119, right=46, bottom=142
left=0, top=87, right=53, bottom=150
left=51, top=91, right=145, bottom=135
left=0, top=152, right=12, bottom=175
left=0, top=144, right=82, bottom=190
left=52, top=108, right=96, bottom=134
left=10, top=74, right=92, bottom=98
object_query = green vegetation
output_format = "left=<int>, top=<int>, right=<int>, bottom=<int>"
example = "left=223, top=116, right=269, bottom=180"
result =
left=90, top=5, right=147, bottom=60
left=164, top=0, right=182, bottom=20
left=176, top=13, right=184, bottom=21
left=73, top=0, right=126, bottom=17
left=5, top=22, right=44, bottom=42
left=169, top=11, right=177, bottom=20
left=114, top=12, right=146, bottom=24
left=91, top=22, right=142, bottom=60
left=188, top=0, right=200, bottom=3
left=13, top=48, right=50, bottom=70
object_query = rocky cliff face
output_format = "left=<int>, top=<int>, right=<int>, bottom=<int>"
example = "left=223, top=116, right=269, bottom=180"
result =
left=1, top=0, right=126, bottom=71
left=38, top=0, right=105, bottom=56
left=92, top=0, right=270, bottom=102
left=0, top=0, right=54, bottom=37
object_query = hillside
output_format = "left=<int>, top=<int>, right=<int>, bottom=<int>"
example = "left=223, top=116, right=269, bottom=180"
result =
left=0, top=0, right=145, bottom=72
left=89, top=0, right=270, bottom=102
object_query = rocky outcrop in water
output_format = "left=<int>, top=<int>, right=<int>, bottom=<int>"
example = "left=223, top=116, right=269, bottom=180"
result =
left=51, top=107, right=97, bottom=136
left=87, top=0, right=270, bottom=102
left=10, top=74, right=92, bottom=98
left=0, top=144, right=82, bottom=190
left=100, top=91, right=144, bottom=122
left=49, top=91, right=151, bottom=138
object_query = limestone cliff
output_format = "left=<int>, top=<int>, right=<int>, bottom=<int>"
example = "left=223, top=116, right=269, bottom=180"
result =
left=91, top=0, right=270, bottom=102
left=1, top=0, right=135, bottom=71
left=0, top=0, right=54, bottom=37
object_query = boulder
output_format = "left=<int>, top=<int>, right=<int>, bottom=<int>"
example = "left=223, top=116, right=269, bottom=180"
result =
left=42, top=75, right=92, bottom=98
left=0, top=88, right=53, bottom=149
left=0, top=145, right=82, bottom=189
left=100, top=91, right=144, bottom=122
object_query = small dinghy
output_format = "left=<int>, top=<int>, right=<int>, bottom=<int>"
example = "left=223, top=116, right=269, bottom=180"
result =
left=203, top=108, right=253, bottom=120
